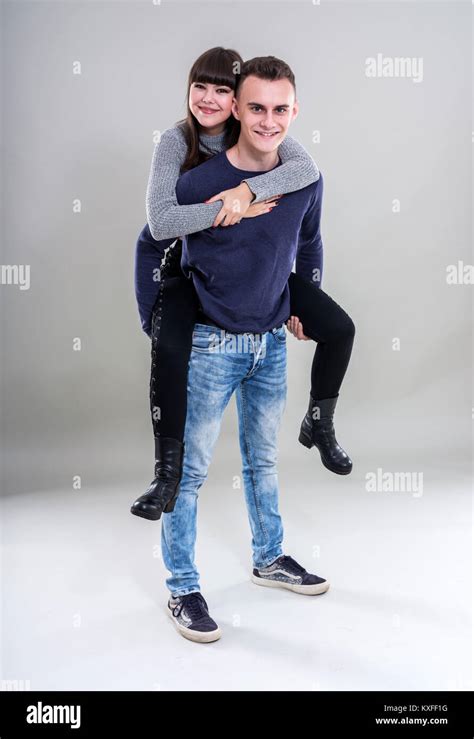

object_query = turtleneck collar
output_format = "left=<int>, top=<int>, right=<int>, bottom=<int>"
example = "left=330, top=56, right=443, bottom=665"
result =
left=198, top=128, right=227, bottom=155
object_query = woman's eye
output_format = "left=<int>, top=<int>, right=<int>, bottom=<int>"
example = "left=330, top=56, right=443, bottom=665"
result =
left=217, top=88, right=231, bottom=94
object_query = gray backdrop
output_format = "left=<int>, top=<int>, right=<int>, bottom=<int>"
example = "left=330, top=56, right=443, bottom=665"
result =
left=0, top=0, right=472, bottom=692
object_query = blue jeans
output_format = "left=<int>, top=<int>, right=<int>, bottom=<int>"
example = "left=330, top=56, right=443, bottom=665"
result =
left=161, top=322, right=288, bottom=597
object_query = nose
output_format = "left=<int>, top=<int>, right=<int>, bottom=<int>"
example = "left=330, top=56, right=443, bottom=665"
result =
left=260, top=111, right=275, bottom=130
left=201, top=90, right=216, bottom=105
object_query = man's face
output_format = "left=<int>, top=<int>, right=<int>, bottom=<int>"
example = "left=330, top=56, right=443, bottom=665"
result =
left=232, top=75, right=299, bottom=153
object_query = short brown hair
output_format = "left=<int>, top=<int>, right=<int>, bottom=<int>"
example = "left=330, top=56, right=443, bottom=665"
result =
left=235, top=56, right=296, bottom=97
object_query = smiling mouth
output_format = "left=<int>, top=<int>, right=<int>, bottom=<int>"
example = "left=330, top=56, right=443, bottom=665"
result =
left=254, top=131, right=279, bottom=137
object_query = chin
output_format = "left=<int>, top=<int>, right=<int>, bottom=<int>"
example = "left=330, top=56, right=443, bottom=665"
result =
left=251, top=131, right=283, bottom=150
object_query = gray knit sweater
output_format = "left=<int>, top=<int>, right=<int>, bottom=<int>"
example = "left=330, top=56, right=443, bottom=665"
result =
left=145, top=123, right=320, bottom=241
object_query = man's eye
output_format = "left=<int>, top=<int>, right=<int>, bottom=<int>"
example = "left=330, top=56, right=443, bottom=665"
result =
left=276, top=108, right=286, bottom=114
left=251, top=106, right=262, bottom=112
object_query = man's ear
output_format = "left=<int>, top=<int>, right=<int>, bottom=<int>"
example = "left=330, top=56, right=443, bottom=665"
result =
left=291, top=97, right=299, bottom=122
left=231, top=96, right=240, bottom=121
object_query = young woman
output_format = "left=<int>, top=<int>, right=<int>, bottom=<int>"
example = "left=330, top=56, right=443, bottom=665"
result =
left=131, top=47, right=355, bottom=521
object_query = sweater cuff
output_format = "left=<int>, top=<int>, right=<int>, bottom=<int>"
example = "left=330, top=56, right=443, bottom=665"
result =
left=241, top=178, right=265, bottom=204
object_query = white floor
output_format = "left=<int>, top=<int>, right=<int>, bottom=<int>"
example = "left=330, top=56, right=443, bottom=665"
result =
left=2, top=446, right=472, bottom=692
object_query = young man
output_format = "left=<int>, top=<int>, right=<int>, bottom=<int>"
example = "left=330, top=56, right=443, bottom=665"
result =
left=158, top=57, right=330, bottom=644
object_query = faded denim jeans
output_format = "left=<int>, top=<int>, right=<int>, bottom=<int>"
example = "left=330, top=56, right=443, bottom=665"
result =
left=161, top=321, right=288, bottom=597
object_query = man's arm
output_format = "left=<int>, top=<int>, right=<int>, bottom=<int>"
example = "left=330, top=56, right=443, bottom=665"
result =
left=295, top=172, right=324, bottom=288
left=134, top=225, right=176, bottom=337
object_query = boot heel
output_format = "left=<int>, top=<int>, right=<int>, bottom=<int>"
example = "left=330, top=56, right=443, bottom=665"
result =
left=164, top=487, right=180, bottom=513
left=130, top=437, right=184, bottom=520
left=298, top=429, right=313, bottom=449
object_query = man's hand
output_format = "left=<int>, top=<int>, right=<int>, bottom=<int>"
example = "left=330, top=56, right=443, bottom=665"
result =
left=286, top=315, right=310, bottom=340
left=205, top=182, right=256, bottom=228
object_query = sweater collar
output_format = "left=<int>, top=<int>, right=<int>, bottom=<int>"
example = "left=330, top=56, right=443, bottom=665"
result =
left=198, top=129, right=227, bottom=155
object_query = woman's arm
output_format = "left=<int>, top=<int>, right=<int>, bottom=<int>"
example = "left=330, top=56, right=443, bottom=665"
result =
left=146, top=126, right=222, bottom=240
left=241, top=135, right=320, bottom=203
left=206, top=135, right=320, bottom=226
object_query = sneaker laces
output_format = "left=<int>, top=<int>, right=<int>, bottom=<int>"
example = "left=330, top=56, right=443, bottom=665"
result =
left=180, top=592, right=209, bottom=621
left=278, top=555, right=307, bottom=576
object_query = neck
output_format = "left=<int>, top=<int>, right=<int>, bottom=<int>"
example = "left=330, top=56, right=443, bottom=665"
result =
left=226, top=137, right=279, bottom=171
left=198, top=123, right=226, bottom=137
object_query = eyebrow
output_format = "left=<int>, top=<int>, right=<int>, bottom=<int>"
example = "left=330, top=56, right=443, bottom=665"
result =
left=246, top=102, right=290, bottom=109
left=194, top=82, right=232, bottom=89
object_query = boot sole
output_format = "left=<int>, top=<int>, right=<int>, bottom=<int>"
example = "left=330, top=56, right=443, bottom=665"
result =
left=298, top=431, right=352, bottom=475
left=130, top=488, right=181, bottom=520
left=130, top=506, right=162, bottom=521
left=251, top=574, right=330, bottom=596
left=165, top=606, right=222, bottom=643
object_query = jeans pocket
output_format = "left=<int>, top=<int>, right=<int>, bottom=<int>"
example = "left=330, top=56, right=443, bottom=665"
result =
left=192, top=327, right=226, bottom=353
left=272, top=325, right=287, bottom=343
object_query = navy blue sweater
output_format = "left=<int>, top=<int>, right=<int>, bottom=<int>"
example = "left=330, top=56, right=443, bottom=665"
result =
left=135, top=151, right=324, bottom=335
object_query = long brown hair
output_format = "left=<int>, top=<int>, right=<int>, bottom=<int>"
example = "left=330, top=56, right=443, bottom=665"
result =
left=177, top=47, right=243, bottom=173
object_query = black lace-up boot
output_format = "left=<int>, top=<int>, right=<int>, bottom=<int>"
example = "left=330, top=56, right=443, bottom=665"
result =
left=130, top=436, right=184, bottom=521
left=298, top=393, right=352, bottom=475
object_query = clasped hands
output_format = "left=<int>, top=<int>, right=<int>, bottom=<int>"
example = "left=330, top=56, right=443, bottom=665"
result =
left=204, top=182, right=281, bottom=227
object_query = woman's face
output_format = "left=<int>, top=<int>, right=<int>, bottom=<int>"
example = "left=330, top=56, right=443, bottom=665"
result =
left=189, top=81, right=235, bottom=134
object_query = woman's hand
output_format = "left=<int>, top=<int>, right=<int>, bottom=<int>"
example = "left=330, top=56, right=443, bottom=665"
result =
left=286, top=315, right=310, bottom=340
left=243, top=196, right=281, bottom=219
left=205, top=183, right=281, bottom=227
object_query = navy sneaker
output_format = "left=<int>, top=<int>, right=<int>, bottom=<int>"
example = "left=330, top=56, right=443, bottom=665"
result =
left=166, top=591, right=222, bottom=643
left=251, top=554, right=330, bottom=595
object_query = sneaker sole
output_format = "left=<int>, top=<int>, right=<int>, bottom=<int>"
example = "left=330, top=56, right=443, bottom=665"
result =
left=251, top=574, right=330, bottom=595
left=165, top=605, right=222, bottom=643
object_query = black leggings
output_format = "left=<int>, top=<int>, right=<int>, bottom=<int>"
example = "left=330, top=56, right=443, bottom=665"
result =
left=149, top=245, right=355, bottom=441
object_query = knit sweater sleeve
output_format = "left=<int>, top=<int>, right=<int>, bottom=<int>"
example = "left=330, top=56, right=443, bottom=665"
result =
left=241, top=135, right=320, bottom=203
left=145, top=126, right=222, bottom=240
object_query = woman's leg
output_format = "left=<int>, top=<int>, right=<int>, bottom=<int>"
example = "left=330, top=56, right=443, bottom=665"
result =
left=288, top=272, right=356, bottom=474
left=150, top=274, right=199, bottom=441
left=131, top=242, right=199, bottom=521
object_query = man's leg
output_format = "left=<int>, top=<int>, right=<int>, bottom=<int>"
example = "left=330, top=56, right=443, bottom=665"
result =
left=234, top=325, right=330, bottom=597
left=235, top=326, right=288, bottom=569
left=160, top=324, right=243, bottom=597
